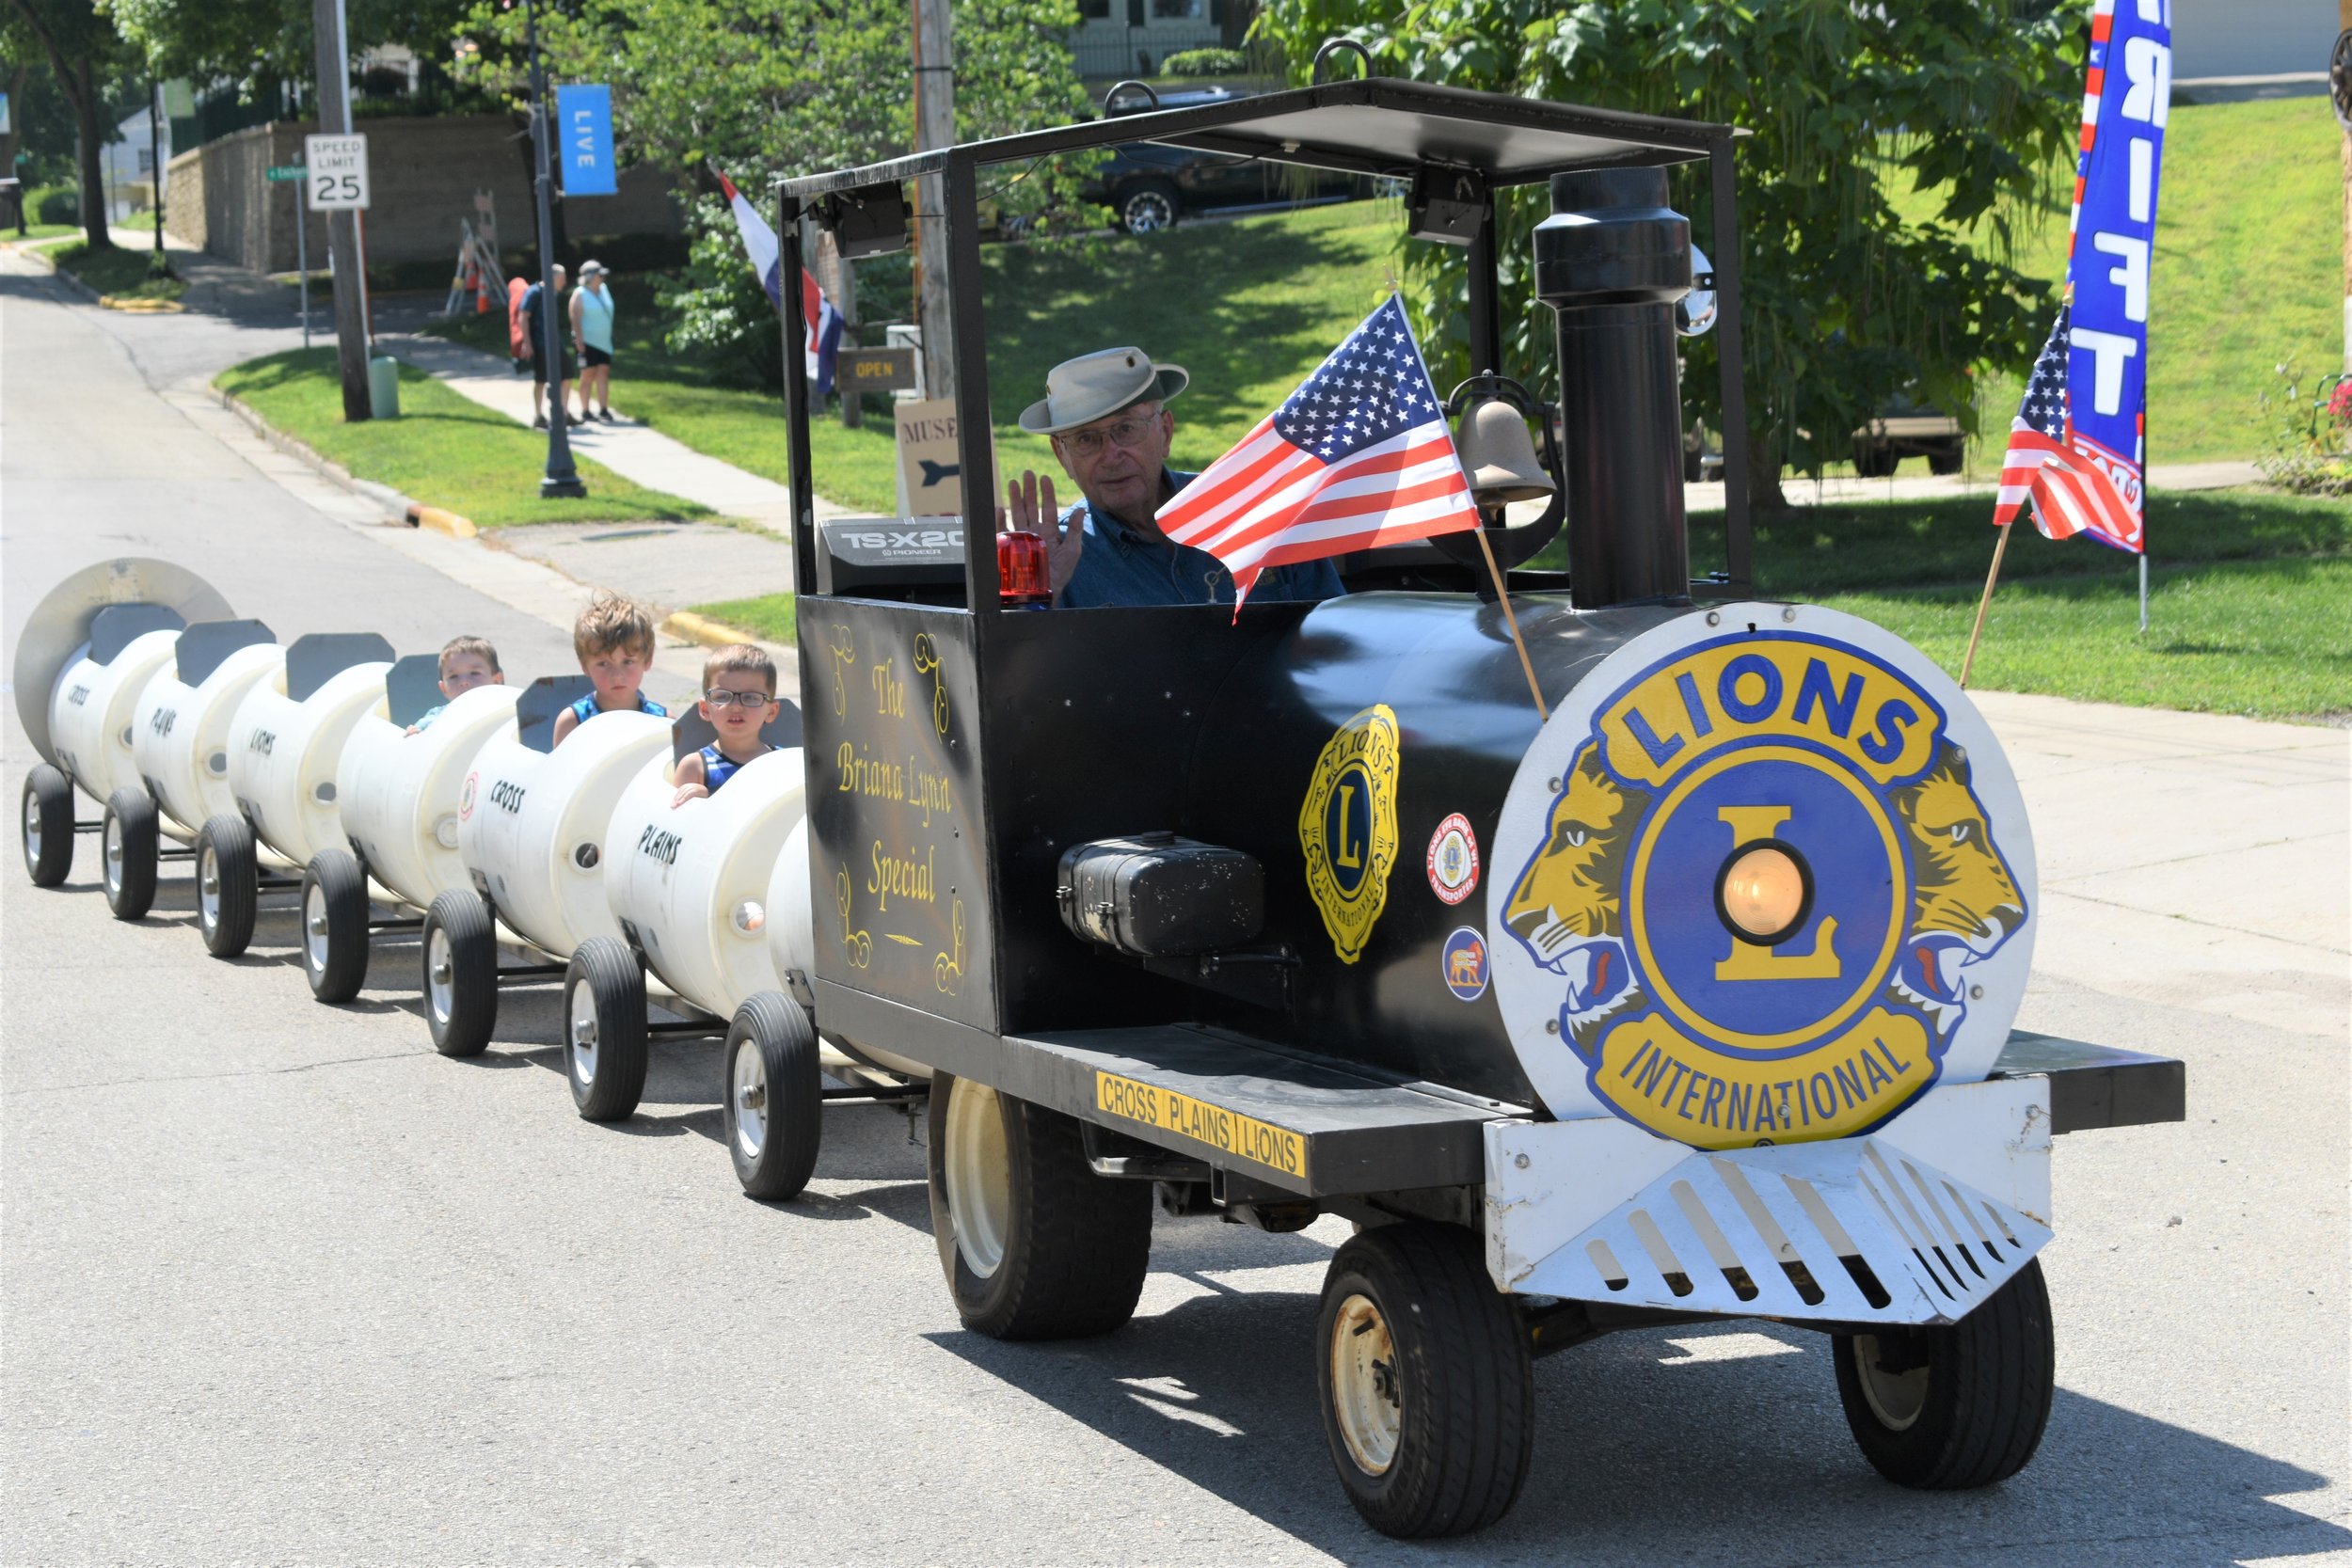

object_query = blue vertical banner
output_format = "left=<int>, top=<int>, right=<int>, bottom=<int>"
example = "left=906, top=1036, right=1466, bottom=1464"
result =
left=2064, top=0, right=2169, bottom=551
left=555, top=85, right=618, bottom=198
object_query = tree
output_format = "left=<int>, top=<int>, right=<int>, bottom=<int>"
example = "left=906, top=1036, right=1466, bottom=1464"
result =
left=4, top=0, right=130, bottom=248
left=453, top=0, right=1097, bottom=380
left=1255, top=0, right=2085, bottom=504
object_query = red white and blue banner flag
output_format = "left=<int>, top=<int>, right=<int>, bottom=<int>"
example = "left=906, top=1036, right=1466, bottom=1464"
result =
left=1994, top=0, right=2169, bottom=553
left=1158, top=294, right=1479, bottom=608
left=714, top=166, right=844, bottom=398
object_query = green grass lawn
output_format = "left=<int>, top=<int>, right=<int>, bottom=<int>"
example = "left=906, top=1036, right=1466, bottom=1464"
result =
left=685, top=592, right=798, bottom=643
left=51, top=240, right=189, bottom=302
left=215, top=350, right=710, bottom=530
left=1677, top=489, right=2346, bottom=721
left=6, top=223, right=82, bottom=243
left=1883, top=95, right=2344, bottom=472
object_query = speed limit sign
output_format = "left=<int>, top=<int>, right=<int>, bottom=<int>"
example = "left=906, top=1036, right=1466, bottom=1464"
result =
left=304, top=134, right=370, bottom=210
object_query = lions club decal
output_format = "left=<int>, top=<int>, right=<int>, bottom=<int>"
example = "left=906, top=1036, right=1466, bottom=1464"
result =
left=1491, top=616, right=2031, bottom=1148
left=1299, top=705, right=1400, bottom=964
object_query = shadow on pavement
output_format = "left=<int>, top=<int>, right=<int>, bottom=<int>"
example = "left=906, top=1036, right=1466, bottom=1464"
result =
left=928, top=1285, right=2352, bottom=1565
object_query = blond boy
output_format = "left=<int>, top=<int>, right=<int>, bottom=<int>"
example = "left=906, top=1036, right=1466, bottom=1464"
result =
left=405, top=635, right=506, bottom=734
left=550, top=592, right=669, bottom=747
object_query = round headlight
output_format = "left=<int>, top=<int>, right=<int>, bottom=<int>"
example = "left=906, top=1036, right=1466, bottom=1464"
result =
left=732, top=899, right=766, bottom=935
left=1715, top=841, right=1811, bottom=945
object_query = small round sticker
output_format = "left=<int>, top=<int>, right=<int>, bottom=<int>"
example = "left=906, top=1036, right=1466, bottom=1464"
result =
left=1440, top=926, right=1489, bottom=1002
left=458, top=770, right=478, bottom=821
left=1426, top=813, right=1480, bottom=906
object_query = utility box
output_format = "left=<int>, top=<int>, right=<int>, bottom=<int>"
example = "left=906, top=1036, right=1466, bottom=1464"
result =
left=367, top=356, right=401, bottom=420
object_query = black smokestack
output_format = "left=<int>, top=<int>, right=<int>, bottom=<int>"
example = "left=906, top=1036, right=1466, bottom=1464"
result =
left=1534, top=167, right=1692, bottom=610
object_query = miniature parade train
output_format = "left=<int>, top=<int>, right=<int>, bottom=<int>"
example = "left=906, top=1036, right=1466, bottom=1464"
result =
left=15, top=72, right=2185, bottom=1542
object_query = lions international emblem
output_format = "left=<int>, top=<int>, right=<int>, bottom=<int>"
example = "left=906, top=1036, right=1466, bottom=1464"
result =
left=1299, top=705, right=1401, bottom=964
left=1490, top=611, right=2033, bottom=1148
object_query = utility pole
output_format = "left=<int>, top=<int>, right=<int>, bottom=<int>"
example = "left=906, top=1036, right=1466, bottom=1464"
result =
left=526, top=0, right=584, bottom=497
left=310, top=0, right=371, bottom=420
left=147, top=79, right=167, bottom=272
left=911, top=0, right=955, bottom=405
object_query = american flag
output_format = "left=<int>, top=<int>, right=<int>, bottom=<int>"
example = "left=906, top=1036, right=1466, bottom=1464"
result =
left=715, top=166, right=842, bottom=397
left=1994, top=305, right=2142, bottom=553
left=1157, top=295, right=1478, bottom=606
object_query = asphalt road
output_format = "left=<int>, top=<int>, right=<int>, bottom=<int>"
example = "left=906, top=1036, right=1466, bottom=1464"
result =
left=4, top=261, right=2348, bottom=1567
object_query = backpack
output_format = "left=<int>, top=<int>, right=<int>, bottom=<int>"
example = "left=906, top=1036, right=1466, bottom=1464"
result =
left=506, top=277, right=531, bottom=356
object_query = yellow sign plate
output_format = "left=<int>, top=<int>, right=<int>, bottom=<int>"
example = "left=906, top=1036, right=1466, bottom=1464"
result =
left=1093, top=1071, right=1308, bottom=1180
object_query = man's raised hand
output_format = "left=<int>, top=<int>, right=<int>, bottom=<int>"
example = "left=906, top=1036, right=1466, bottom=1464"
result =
left=1002, top=469, right=1082, bottom=594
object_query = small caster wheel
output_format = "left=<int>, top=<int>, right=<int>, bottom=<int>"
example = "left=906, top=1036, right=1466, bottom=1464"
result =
left=723, top=990, right=821, bottom=1200
left=300, top=848, right=371, bottom=1003
left=926, top=1071, right=1152, bottom=1340
left=1834, top=1257, right=2055, bottom=1489
left=1315, top=1223, right=1534, bottom=1538
left=102, top=787, right=159, bottom=920
left=194, top=812, right=258, bottom=958
left=421, top=889, right=498, bottom=1057
left=21, top=764, right=75, bottom=886
left=564, top=937, right=646, bottom=1122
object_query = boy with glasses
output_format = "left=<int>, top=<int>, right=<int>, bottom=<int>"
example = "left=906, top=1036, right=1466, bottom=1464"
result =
left=1000, top=345, right=1343, bottom=610
left=670, top=643, right=781, bottom=805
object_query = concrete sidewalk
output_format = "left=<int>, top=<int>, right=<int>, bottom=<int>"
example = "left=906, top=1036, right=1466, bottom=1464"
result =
left=379, top=331, right=845, bottom=537
left=1976, top=689, right=2348, bottom=1043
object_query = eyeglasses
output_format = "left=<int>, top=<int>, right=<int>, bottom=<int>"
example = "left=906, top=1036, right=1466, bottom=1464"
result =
left=1058, top=412, right=1162, bottom=459
left=705, top=689, right=773, bottom=709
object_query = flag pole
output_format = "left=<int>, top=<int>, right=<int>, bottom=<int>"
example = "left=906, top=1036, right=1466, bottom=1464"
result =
left=1471, top=522, right=1548, bottom=720
left=1960, top=520, right=2013, bottom=689
left=2137, top=551, right=2149, bottom=633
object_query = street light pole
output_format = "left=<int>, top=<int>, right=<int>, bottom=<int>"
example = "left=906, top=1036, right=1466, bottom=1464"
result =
left=148, top=78, right=167, bottom=273
left=526, top=0, right=584, bottom=498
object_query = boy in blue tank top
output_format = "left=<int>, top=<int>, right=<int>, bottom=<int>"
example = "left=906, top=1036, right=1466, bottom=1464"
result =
left=671, top=643, right=779, bottom=806
left=551, top=591, right=668, bottom=747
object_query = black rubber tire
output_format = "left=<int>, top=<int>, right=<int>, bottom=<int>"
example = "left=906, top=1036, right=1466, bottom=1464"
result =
left=723, top=991, right=822, bottom=1201
left=1851, top=441, right=1898, bottom=479
left=22, top=764, right=75, bottom=887
left=300, top=848, right=372, bottom=1004
left=421, top=888, right=499, bottom=1058
left=1314, top=1223, right=1534, bottom=1539
left=564, top=937, right=648, bottom=1122
left=1833, top=1257, right=2055, bottom=1490
left=1928, top=446, right=1965, bottom=476
left=926, top=1070, right=1152, bottom=1340
left=1116, top=178, right=1181, bottom=235
left=195, top=813, right=258, bottom=958
left=102, top=786, right=159, bottom=920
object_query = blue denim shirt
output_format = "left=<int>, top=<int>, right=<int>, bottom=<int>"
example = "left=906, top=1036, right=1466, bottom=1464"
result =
left=1055, top=470, right=1345, bottom=610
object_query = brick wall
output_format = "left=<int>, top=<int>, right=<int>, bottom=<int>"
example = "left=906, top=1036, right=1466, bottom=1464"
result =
left=166, top=115, right=684, bottom=276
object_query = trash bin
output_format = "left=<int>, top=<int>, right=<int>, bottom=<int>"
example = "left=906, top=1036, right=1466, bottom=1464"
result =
left=367, top=356, right=401, bottom=420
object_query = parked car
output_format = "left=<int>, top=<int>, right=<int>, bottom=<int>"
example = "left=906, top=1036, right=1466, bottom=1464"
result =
left=1085, top=86, right=1364, bottom=235
left=1851, top=389, right=1966, bottom=476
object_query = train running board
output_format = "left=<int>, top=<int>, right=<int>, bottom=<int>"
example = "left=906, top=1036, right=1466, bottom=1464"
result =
left=1486, top=1077, right=2053, bottom=1326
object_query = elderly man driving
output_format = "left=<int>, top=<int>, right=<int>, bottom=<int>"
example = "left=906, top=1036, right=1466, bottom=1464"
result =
left=1003, top=346, right=1344, bottom=610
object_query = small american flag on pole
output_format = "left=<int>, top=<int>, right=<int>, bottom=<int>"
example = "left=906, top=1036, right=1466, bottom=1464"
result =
left=1158, top=295, right=1479, bottom=607
left=1994, top=304, right=2143, bottom=553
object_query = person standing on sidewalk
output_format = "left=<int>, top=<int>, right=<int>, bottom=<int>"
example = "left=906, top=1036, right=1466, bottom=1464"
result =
left=571, top=260, right=617, bottom=423
left=518, top=262, right=580, bottom=430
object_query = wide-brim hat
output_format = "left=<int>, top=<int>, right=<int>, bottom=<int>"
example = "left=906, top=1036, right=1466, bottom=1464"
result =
left=1018, top=346, right=1188, bottom=436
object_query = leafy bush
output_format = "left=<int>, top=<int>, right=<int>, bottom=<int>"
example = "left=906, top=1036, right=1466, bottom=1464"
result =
left=32, top=184, right=78, bottom=224
left=2256, top=361, right=2352, bottom=498
left=1162, top=48, right=1249, bottom=77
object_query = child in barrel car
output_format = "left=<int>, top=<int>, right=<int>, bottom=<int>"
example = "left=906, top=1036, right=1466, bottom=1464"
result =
left=405, top=635, right=505, bottom=734
left=671, top=643, right=779, bottom=806
left=550, top=592, right=668, bottom=748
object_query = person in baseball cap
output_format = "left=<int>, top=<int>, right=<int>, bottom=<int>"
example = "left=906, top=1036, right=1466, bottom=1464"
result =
left=1003, top=346, right=1342, bottom=610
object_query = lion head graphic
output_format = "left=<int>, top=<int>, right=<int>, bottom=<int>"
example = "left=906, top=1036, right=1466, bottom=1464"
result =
left=1503, top=741, right=1648, bottom=1051
left=1886, top=742, right=2025, bottom=1036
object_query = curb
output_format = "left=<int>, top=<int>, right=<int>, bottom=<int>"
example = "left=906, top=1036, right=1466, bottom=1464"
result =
left=209, top=384, right=410, bottom=525
left=406, top=503, right=478, bottom=539
left=663, top=609, right=778, bottom=653
left=27, top=248, right=101, bottom=305
left=100, top=294, right=186, bottom=313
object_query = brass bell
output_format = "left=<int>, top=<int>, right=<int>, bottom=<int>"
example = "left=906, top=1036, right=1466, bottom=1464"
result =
left=1454, top=398, right=1557, bottom=507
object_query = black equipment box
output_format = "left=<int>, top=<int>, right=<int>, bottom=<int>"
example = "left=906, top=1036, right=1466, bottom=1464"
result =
left=1057, top=833, right=1263, bottom=958
left=815, top=517, right=965, bottom=597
